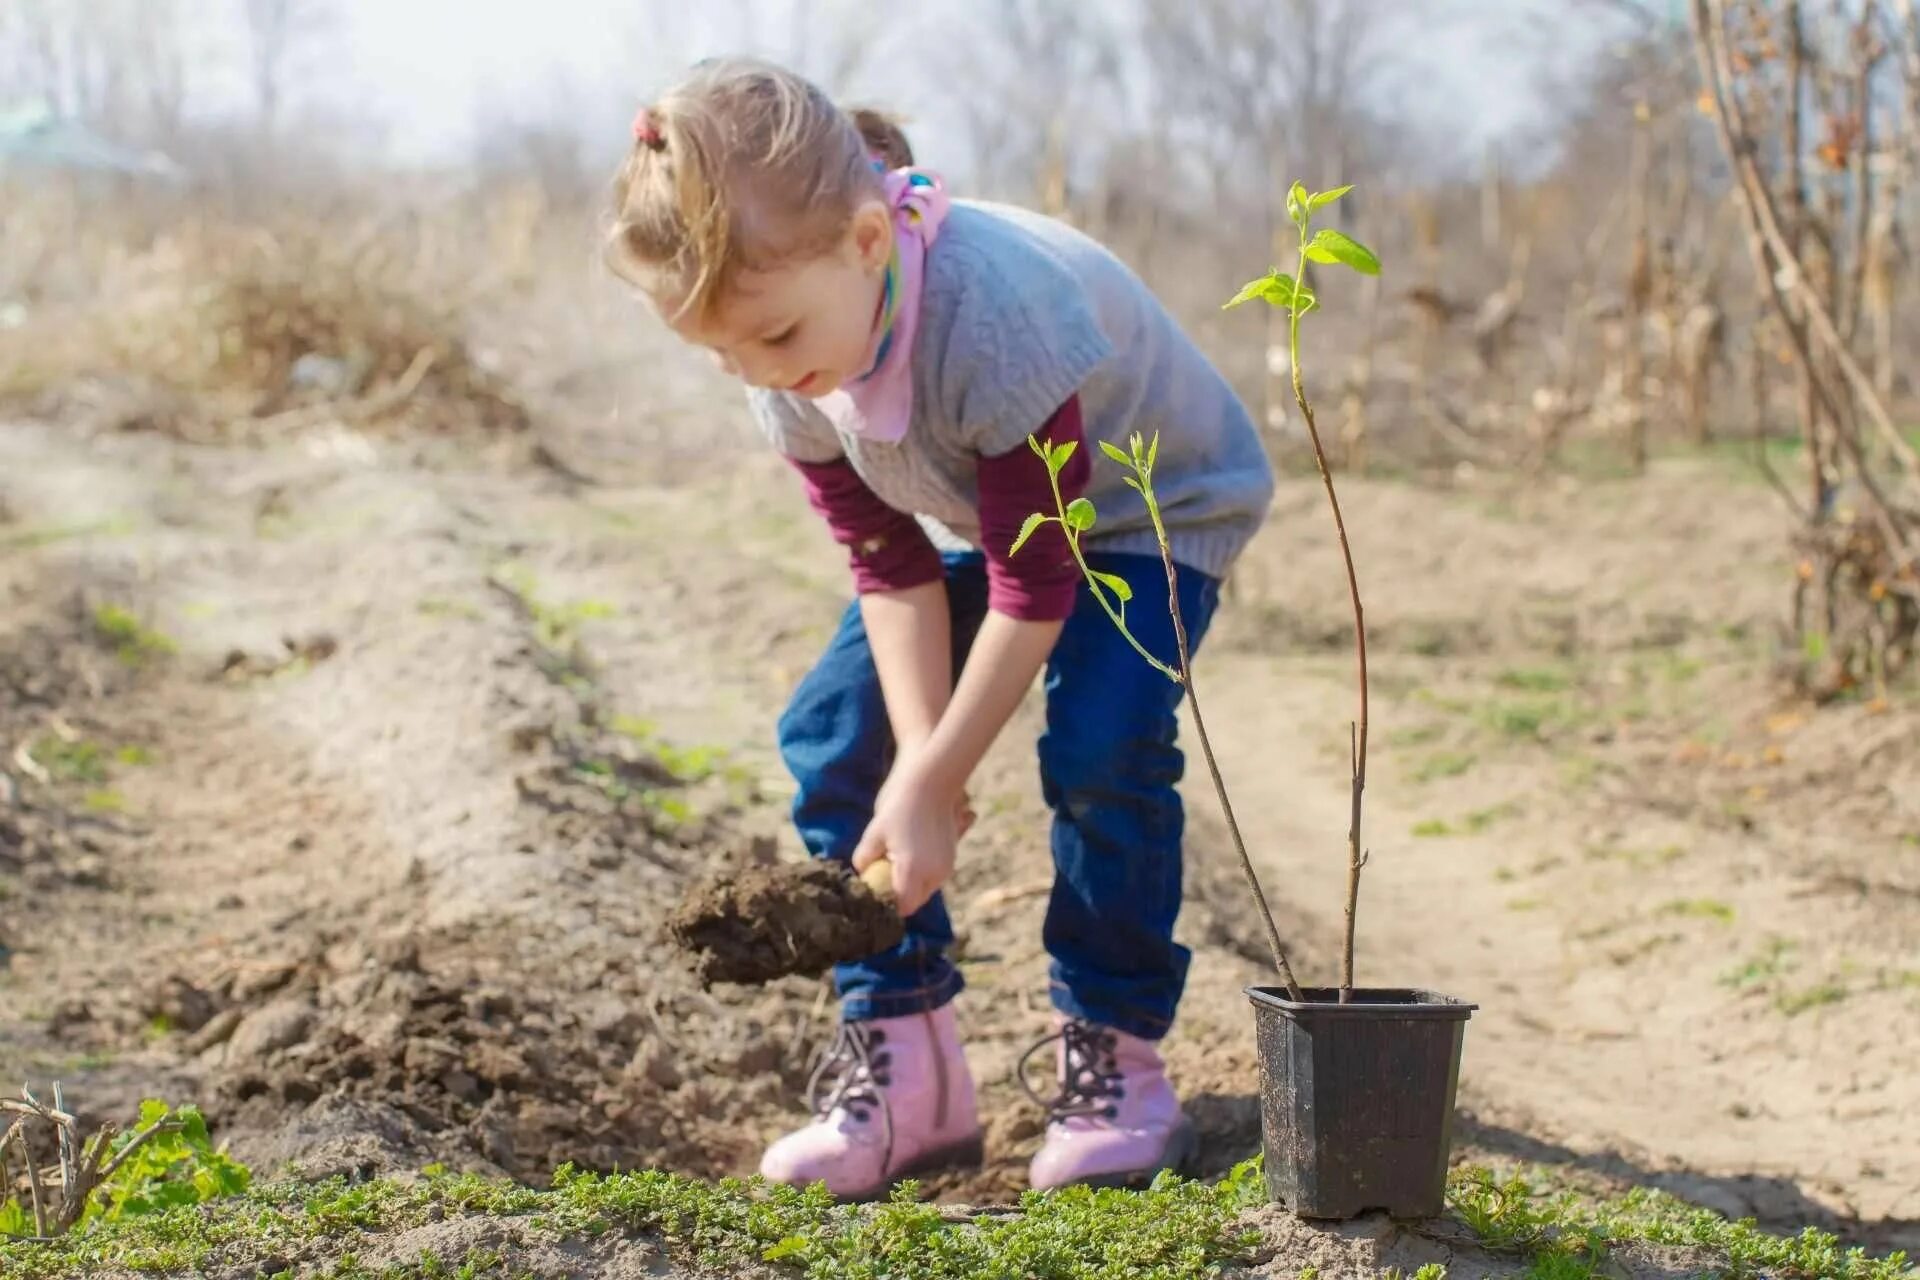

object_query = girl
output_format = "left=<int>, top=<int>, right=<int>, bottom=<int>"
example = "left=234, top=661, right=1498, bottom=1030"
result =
left=606, top=59, right=1273, bottom=1200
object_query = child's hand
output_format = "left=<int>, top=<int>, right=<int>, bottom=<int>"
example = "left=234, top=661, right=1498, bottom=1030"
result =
left=853, top=769, right=964, bottom=917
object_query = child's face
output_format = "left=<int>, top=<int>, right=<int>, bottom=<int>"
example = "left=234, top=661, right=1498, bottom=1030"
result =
left=655, top=199, right=892, bottom=398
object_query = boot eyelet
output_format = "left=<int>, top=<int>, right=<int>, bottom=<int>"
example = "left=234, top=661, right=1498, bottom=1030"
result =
left=873, top=1052, right=891, bottom=1068
left=1103, top=1105, right=1118, bottom=1119
left=868, top=1030, right=886, bottom=1045
left=874, top=1073, right=891, bottom=1087
left=1112, top=1086, right=1125, bottom=1099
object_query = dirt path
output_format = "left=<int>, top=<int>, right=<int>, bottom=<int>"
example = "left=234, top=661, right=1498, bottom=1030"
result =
left=2, top=415, right=1915, bottom=1254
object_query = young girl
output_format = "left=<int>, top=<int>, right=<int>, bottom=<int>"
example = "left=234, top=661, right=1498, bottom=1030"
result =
left=606, top=59, right=1274, bottom=1200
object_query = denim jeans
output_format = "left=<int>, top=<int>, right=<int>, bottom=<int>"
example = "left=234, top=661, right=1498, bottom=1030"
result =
left=776, top=550, right=1221, bottom=1041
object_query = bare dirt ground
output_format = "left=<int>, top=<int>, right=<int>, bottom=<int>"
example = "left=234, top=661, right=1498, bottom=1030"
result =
left=2, top=405, right=1916, bottom=1263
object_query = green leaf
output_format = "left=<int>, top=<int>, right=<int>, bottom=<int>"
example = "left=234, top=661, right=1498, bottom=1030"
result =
left=1287, top=180, right=1310, bottom=230
left=1009, top=512, right=1049, bottom=557
left=1147, top=431, right=1160, bottom=470
left=1047, top=440, right=1078, bottom=476
left=1304, top=228, right=1381, bottom=275
left=1028, top=434, right=1048, bottom=459
left=1223, top=271, right=1298, bottom=311
left=1122, top=476, right=1142, bottom=491
left=764, top=1236, right=810, bottom=1261
left=1309, top=185, right=1354, bottom=209
left=1091, top=571, right=1133, bottom=603
left=1098, top=440, right=1131, bottom=466
left=1064, top=497, right=1097, bottom=531
left=138, top=1099, right=169, bottom=1129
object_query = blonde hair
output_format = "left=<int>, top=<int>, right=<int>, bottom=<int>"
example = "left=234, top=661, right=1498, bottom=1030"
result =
left=606, top=60, right=908, bottom=320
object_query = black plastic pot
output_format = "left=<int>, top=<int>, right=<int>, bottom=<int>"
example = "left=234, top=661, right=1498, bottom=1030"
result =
left=1245, top=986, right=1476, bottom=1220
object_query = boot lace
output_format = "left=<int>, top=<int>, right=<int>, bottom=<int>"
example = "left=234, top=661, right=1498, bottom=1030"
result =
left=1018, top=1018, right=1124, bottom=1122
left=806, top=1020, right=894, bottom=1127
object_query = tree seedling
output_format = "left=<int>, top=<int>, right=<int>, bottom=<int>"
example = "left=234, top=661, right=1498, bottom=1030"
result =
left=1016, top=180, right=1379, bottom=1001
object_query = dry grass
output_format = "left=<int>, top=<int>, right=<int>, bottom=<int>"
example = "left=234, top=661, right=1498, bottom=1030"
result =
left=0, top=179, right=544, bottom=440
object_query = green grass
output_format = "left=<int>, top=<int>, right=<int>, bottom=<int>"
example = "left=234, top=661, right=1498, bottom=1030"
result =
left=1478, top=697, right=1583, bottom=742
left=1412, top=750, right=1477, bottom=782
left=1722, top=938, right=1797, bottom=990
left=82, top=788, right=127, bottom=814
left=0, top=516, right=136, bottom=552
left=1776, top=983, right=1849, bottom=1016
left=1387, top=723, right=1447, bottom=749
left=1495, top=666, right=1576, bottom=693
left=30, top=736, right=108, bottom=784
left=92, top=604, right=176, bottom=666
left=1414, top=802, right=1520, bottom=840
left=1657, top=898, right=1736, bottom=924
left=0, top=1159, right=1269, bottom=1279
left=1448, top=1167, right=1911, bottom=1280
left=5, top=1154, right=1911, bottom=1280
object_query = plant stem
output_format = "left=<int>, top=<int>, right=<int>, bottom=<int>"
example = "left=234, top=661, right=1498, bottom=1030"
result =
left=1044, top=460, right=1180, bottom=682
left=1292, top=240, right=1371, bottom=1003
left=1142, top=492, right=1304, bottom=1001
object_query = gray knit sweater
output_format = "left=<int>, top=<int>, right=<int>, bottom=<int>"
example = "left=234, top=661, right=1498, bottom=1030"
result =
left=747, top=199, right=1274, bottom=579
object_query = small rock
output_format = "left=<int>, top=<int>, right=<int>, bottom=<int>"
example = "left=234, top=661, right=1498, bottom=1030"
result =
left=441, top=1069, right=482, bottom=1104
left=183, top=1007, right=244, bottom=1055
left=46, top=999, right=94, bottom=1035
left=215, top=893, right=245, bottom=910
left=227, top=998, right=315, bottom=1062
left=627, top=1042, right=682, bottom=1090
left=146, top=975, right=218, bottom=1034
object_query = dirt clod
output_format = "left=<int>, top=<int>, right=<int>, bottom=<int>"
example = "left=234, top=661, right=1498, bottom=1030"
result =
left=666, top=858, right=904, bottom=986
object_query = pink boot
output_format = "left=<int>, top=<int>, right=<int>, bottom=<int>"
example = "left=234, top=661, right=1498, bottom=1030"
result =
left=1024, top=1016, right=1197, bottom=1190
left=759, top=1004, right=983, bottom=1201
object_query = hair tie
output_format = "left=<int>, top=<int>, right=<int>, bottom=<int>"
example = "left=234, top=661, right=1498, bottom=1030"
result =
left=632, top=107, right=665, bottom=151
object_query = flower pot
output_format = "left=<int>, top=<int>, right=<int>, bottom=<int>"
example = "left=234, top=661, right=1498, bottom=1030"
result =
left=1244, top=985, right=1476, bottom=1220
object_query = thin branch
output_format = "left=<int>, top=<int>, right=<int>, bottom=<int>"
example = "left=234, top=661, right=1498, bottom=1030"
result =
left=1143, top=485, right=1305, bottom=1002
left=1289, top=241, right=1370, bottom=1004
left=1700, top=0, right=1920, bottom=495
left=1695, top=0, right=1920, bottom=582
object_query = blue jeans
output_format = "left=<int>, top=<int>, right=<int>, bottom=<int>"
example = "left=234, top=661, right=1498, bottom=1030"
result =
left=775, top=550, right=1221, bottom=1040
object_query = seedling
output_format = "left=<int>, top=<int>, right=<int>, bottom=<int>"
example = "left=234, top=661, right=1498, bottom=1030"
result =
left=1017, top=180, right=1380, bottom=1001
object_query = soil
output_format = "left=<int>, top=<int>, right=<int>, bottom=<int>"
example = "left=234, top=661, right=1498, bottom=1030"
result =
left=2, top=402, right=1916, bottom=1270
left=666, top=859, right=904, bottom=987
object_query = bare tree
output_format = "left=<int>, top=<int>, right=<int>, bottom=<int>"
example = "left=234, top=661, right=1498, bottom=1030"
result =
left=242, top=0, right=335, bottom=135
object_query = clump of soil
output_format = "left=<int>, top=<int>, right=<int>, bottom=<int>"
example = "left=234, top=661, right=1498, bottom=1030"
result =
left=666, top=860, right=903, bottom=986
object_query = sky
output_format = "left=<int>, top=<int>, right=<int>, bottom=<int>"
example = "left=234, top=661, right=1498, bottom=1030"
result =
left=305, top=0, right=1640, bottom=173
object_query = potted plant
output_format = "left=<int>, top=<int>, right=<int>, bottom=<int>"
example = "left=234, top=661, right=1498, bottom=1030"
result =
left=1015, top=181, right=1474, bottom=1220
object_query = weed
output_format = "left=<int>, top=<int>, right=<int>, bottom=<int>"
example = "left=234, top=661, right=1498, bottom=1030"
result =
left=1479, top=697, right=1578, bottom=742
left=417, top=596, right=483, bottom=621
left=0, top=517, right=135, bottom=552
left=1412, top=751, right=1476, bottom=782
left=92, top=604, right=176, bottom=666
left=1559, top=754, right=1602, bottom=790
left=1496, top=666, right=1576, bottom=693
left=1507, top=896, right=1546, bottom=912
left=82, top=789, right=126, bottom=814
left=1776, top=983, right=1848, bottom=1016
left=1, top=1157, right=1268, bottom=1279
left=1413, top=819, right=1453, bottom=838
left=1448, top=1166, right=1911, bottom=1280
left=114, top=745, right=155, bottom=767
left=1657, top=899, right=1735, bottom=924
left=1387, top=723, right=1446, bottom=748
left=30, top=737, right=107, bottom=785
left=1464, top=801, right=1520, bottom=833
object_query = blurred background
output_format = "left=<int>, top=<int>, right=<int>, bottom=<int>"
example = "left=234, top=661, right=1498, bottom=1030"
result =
left=2, top=0, right=1918, bottom=1258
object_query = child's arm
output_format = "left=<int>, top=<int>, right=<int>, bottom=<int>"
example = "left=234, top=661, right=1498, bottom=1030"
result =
left=851, top=397, right=1089, bottom=914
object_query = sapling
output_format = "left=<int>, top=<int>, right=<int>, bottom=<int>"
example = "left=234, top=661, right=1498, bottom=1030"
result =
left=1016, top=180, right=1379, bottom=1002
